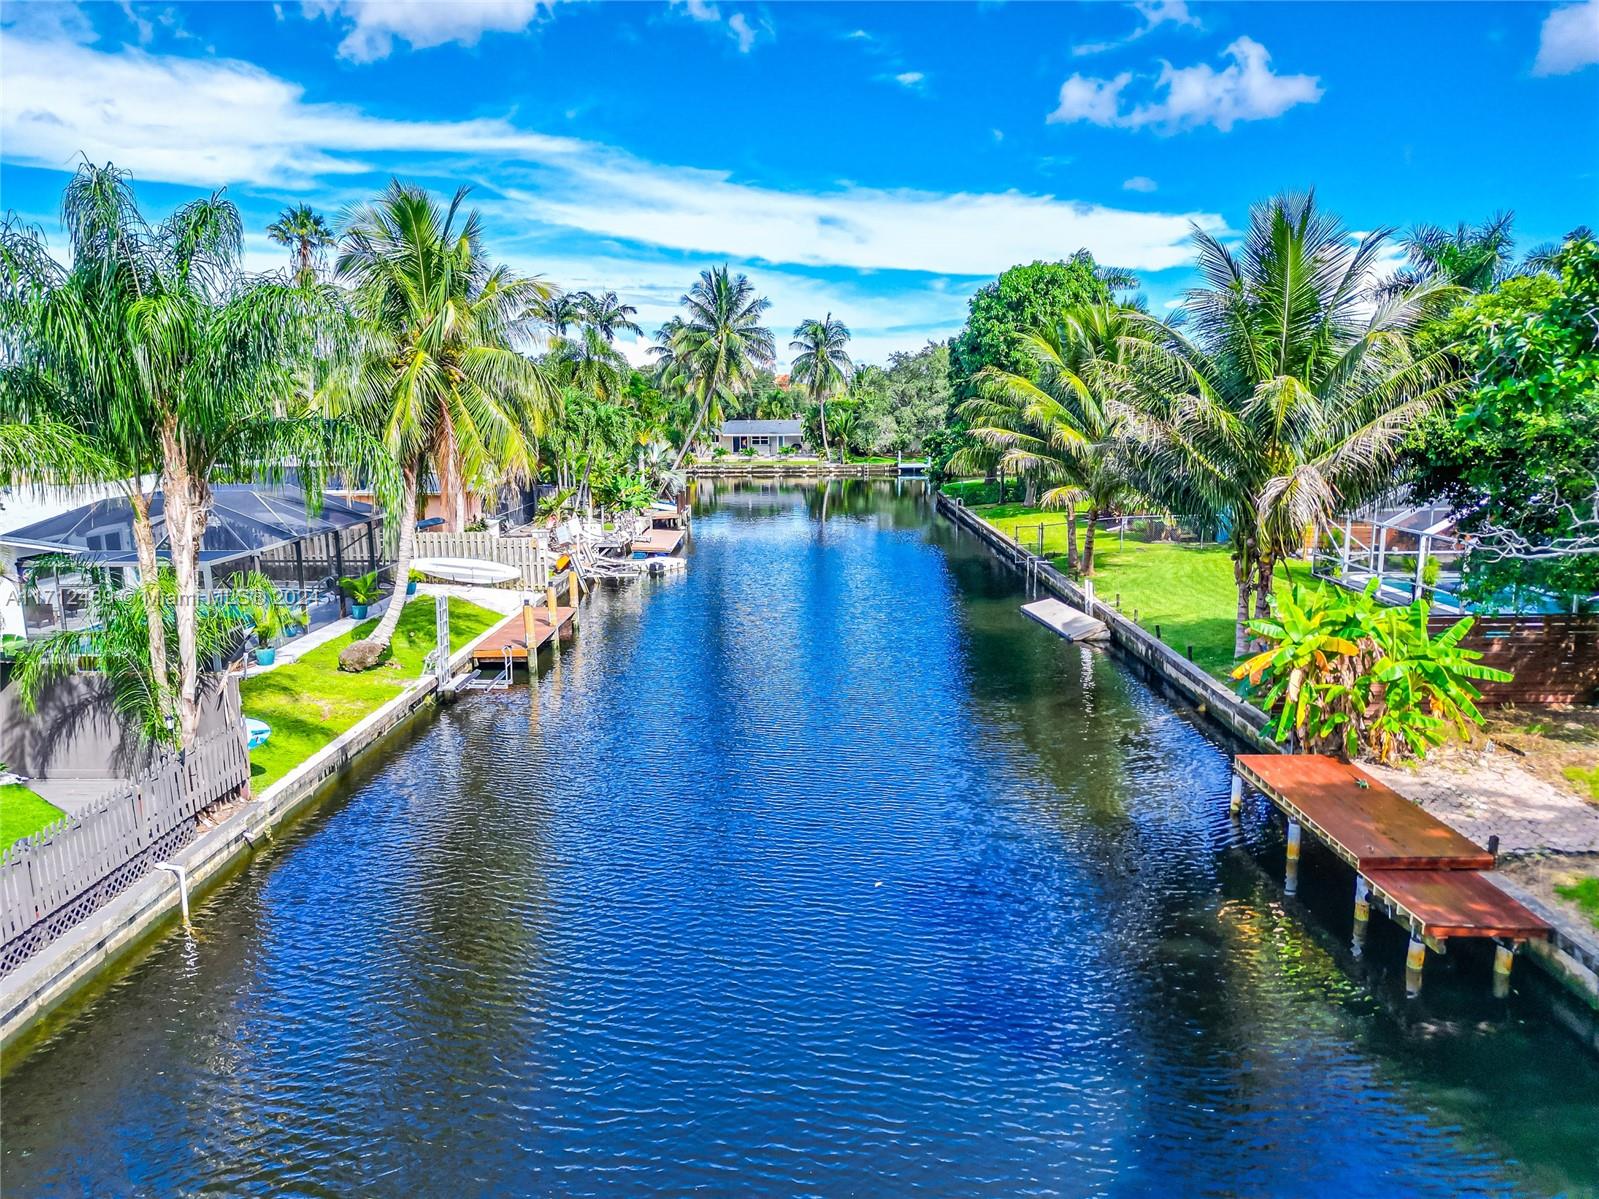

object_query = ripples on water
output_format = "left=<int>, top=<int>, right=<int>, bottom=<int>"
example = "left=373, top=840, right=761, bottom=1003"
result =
left=3, top=481, right=1597, bottom=1197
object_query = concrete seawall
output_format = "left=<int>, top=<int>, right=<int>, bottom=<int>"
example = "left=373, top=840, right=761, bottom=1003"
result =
left=937, top=491, right=1275, bottom=751
left=0, top=618, right=512, bottom=1061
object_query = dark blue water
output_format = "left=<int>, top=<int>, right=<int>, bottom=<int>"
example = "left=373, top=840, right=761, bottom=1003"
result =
left=3, top=481, right=1596, bottom=1197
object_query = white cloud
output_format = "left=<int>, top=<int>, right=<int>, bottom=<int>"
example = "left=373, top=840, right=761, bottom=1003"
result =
left=894, top=70, right=925, bottom=89
left=1122, top=175, right=1157, bottom=192
left=727, top=12, right=757, bottom=53
left=1533, top=0, right=1599, bottom=75
left=303, top=0, right=558, bottom=62
left=0, top=28, right=1224, bottom=289
left=668, top=0, right=767, bottom=53
left=1049, top=37, right=1322, bottom=132
left=1074, top=0, right=1200, bottom=57
left=1050, top=73, right=1132, bottom=126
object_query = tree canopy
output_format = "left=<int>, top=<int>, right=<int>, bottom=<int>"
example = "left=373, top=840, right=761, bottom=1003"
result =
left=947, top=254, right=1122, bottom=401
left=1409, top=230, right=1599, bottom=602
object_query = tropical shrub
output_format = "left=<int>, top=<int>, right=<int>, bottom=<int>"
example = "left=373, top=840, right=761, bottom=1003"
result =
left=1234, top=582, right=1512, bottom=763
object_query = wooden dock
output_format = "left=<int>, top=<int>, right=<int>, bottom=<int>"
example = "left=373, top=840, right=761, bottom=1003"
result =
left=1233, top=753, right=1549, bottom=993
left=629, top=526, right=685, bottom=557
left=470, top=603, right=577, bottom=667
left=1021, top=597, right=1109, bottom=643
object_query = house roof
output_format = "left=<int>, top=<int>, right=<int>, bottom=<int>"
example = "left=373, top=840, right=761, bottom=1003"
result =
left=720, top=419, right=804, bottom=436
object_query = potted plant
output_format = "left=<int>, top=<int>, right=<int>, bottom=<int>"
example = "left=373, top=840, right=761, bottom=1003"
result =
left=406, top=568, right=425, bottom=596
left=250, top=604, right=284, bottom=666
left=340, top=571, right=381, bottom=620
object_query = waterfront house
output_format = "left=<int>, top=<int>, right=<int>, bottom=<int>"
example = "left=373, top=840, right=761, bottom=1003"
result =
left=714, top=419, right=808, bottom=457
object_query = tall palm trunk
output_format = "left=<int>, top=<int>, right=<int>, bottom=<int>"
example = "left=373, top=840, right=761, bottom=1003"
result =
left=1065, top=507, right=1079, bottom=573
left=1082, top=507, right=1099, bottom=577
left=669, top=378, right=719, bottom=475
left=160, top=426, right=208, bottom=749
left=1253, top=550, right=1278, bottom=622
left=126, top=486, right=172, bottom=726
left=817, top=393, right=831, bottom=462
left=363, top=465, right=420, bottom=652
left=1232, top=544, right=1256, bottom=658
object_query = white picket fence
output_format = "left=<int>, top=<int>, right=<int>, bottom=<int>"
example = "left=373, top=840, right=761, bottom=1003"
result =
left=0, top=695, right=251, bottom=965
left=413, top=531, right=548, bottom=587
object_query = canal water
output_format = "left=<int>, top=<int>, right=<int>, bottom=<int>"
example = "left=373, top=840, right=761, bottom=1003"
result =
left=3, top=481, right=1596, bottom=1197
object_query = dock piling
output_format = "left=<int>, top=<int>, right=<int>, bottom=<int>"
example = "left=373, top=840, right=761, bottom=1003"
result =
left=1405, top=932, right=1426, bottom=996
left=1284, top=819, right=1302, bottom=895
left=1229, top=774, right=1243, bottom=816
left=1492, top=941, right=1515, bottom=998
left=1352, top=875, right=1371, bottom=956
left=521, top=599, right=537, bottom=660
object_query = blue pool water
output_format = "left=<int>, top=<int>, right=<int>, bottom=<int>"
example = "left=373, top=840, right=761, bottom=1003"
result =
left=2, top=480, right=1595, bottom=1196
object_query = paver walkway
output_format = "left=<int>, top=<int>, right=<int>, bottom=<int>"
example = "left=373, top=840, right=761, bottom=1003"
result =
left=1370, top=751, right=1599, bottom=856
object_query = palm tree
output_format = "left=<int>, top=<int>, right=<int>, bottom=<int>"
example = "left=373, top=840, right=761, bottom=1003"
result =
left=957, top=304, right=1151, bottom=576
left=1388, top=212, right=1518, bottom=296
left=580, top=290, right=642, bottom=343
left=267, top=203, right=335, bottom=284
left=551, top=325, right=628, bottom=404
left=1125, top=192, right=1461, bottom=655
left=3, top=164, right=383, bottom=745
left=665, top=267, right=775, bottom=473
left=332, top=180, right=554, bottom=668
left=534, top=291, right=587, bottom=338
left=789, top=314, right=852, bottom=462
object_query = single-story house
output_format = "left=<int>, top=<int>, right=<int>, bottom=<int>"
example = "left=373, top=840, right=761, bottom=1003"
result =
left=715, top=419, right=808, bottom=457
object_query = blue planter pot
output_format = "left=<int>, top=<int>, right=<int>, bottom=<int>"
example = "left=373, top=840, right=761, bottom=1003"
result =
left=351, top=604, right=369, bottom=620
left=406, top=581, right=418, bottom=596
left=254, top=646, right=276, bottom=666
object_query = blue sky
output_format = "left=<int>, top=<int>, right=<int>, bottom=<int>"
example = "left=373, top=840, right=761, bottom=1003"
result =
left=2, top=0, right=1596, bottom=365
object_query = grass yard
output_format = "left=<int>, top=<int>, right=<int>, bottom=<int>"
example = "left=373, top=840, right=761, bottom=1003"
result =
left=240, top=596, right=501, bottom=792
left=971, top=503, right=1316, bottom=679
left=1, top=783, right=66, bottom=851
left=1555, top=877, right=1599, bottom=931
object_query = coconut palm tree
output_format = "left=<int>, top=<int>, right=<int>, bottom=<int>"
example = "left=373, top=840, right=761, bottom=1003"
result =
left=534, top=291, right=587, bottom=338
left=331, top=180, right=555, bottom=669
left=956, top=304, right=1152, bottom=576
left=1124, top=192, right=1462, bottom=655
left=551, top=325, right=628, bottom=404
left=580, top=290, right=642, bottom=343
left=267, top=203, right=335, bottom=284
left=665, top=267, right=775, bottom=472
left=789, top=314, right=852, bottom=462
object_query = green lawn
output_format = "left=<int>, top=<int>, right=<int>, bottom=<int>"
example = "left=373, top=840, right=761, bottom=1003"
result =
left=971, top=503, right=1316, bottom=679
left=1, top=783, right=66, bottom=851
left=1555, top=877, right=1599, bottom=931
left=240, top=596, right=501, bottom=792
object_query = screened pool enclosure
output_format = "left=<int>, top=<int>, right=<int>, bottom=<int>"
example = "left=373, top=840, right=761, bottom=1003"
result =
left=0, top=484, right=385, bottom=638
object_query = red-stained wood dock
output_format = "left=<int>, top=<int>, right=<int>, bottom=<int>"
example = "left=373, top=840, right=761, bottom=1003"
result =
left=1232, top=753, right=1549, bottom=991
left=470, top=604, right=576, bottom=667
left=1234, top=754, right=1493, bottom=871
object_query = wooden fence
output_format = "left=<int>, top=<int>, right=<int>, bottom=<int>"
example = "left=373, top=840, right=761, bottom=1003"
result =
left=1431, top=614, right=1599, bottom=705
left=413, top=531, right=548, bottom=588
left=0, top=690, right=251, bottom=972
